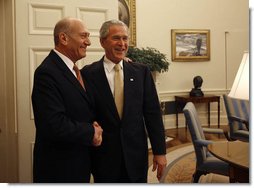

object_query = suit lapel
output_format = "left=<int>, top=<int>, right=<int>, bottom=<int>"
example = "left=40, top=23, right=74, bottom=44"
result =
left=50, top=50, right=89, bottom=102
left=122, top=61, right=137, bottom=120
left=92, top=59, right=120, bottom=119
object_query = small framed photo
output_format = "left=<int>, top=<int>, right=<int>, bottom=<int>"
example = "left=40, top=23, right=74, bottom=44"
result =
left=171, top=29, right=210, bottom=62
left=118, top=0, right=136, bottom=46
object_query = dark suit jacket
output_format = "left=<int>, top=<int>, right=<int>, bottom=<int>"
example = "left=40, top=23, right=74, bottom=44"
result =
left=81, top=57, right=166, bottom=182
left=32, top=50, right=95, bottom=183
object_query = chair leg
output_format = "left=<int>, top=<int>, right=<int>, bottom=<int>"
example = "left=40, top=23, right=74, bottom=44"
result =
left=223, top=131, right=236, bottom=141
left=193, top=170, right=206, bottom=183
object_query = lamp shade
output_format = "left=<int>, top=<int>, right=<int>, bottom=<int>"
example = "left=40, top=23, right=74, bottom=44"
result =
left=228, top=51, right=249, bottom=100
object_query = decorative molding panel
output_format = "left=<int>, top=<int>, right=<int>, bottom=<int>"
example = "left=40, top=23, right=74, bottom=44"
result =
left=77, top=7, right=108, bottom=36
left=29, top=47, right=51, bottom=119
left=77, top=47, right=105, bottom=68
left=29, top=3, right=65, bottom=35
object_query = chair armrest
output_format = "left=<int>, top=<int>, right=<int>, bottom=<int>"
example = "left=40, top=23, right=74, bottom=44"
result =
left=203, top=128, right=231, bottom=141
left=203, top=128, right=224, bottom=134
left=195, top=139, right=213, bottom=147
left=229, top=115, right=249, bottom=130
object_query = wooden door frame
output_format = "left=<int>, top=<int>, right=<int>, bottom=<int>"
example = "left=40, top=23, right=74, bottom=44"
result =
left=0, top=0, right=18, bottom=182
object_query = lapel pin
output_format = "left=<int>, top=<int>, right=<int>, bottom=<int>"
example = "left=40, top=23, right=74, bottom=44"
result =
left=130, top=78, right=134, bottom=81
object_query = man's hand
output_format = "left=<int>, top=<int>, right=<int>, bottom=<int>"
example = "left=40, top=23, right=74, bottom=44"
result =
left=92, top=121, right=103, bottom=146
left=124, top=57, right=132, bottom=63
left=152, top=155, right=167, bottom=181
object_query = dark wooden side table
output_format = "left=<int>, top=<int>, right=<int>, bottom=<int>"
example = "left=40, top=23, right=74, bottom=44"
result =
left=175, top=95, right=220, bottom=128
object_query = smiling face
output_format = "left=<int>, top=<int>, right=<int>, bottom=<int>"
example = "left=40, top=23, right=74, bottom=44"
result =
left=55, top=18, right=91, bottom=63
left=100, top=25, right=129, bottom=64
left=64, top=20, right=91, bottom=62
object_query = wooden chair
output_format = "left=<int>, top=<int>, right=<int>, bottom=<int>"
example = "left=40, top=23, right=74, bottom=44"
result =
left=183, top=102, right=229, bottom=183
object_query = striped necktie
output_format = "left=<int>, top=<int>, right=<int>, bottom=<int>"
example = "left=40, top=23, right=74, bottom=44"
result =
left=73, top=64, right=85, bottom=90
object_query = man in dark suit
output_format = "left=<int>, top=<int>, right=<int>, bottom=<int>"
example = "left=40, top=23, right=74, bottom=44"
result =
left=31, top=17, right=103, bottom=183
left=81, top=20, right=167, bottom=183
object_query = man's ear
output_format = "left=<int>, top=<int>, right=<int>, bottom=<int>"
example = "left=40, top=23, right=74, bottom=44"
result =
left=59, top=32, right=68, bottom=45
left=100, top=38, right=105, bottom=48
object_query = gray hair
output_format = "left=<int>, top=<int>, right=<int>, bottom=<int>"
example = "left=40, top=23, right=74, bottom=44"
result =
left=99, top=19, right=129, bottom=39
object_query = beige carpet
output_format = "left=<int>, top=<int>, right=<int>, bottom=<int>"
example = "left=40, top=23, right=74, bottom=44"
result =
left=148, top=144, right=230, bottom=184
left=162, top=152, right=196, bottom=183
left=148, top=144, right=195, bottom=183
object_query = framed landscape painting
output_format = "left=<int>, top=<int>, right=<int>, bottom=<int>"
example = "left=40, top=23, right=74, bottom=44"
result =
left=171, top=29, right=210, bottom=62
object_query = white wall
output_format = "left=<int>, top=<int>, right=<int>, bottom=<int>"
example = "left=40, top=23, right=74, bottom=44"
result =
left=136, top=0, right=248, bottom=95
left=135, top=0, right=248, bottom=128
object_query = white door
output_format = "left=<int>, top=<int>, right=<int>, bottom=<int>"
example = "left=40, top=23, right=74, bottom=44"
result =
left=15, top=0, right=117, bottom=182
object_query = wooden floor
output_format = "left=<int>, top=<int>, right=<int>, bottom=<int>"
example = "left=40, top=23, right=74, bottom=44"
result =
left=164, top=124, right=228, bottom=150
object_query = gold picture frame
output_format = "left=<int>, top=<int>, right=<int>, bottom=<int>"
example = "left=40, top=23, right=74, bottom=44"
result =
left=118, top=0, right=136, bottom=46
left=171, top=29, right=210, bottom=62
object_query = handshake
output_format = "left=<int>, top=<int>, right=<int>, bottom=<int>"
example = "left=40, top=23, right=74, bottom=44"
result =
left=92, top=121, right=103, bottom=146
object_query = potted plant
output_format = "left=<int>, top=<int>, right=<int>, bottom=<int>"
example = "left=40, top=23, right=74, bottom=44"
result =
left=127, top=46, right=170, bottom=72
left=127, top=46, right=170, bottom=81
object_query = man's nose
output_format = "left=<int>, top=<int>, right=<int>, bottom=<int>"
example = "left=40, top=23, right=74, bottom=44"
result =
left=85, top=38, right=91, bottom=46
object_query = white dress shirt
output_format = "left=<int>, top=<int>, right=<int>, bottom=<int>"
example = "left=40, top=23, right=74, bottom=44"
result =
left=53, top=49, right=77, bottom=78
left=103, top=56, right=124, bottom=96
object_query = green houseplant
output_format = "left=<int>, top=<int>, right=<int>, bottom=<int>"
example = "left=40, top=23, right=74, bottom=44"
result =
left=127, top=46, right=170, bottom=73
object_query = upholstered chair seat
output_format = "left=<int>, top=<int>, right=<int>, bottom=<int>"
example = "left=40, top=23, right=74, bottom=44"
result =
left=183, top=102, right=229, bottom=183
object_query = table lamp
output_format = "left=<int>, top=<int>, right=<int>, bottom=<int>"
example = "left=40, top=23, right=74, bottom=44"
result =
left=228, top=51, right=249, bottom=100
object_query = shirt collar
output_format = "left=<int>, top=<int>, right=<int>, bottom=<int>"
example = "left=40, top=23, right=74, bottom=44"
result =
left=103, top=56, right=123, bottom=73
left=53, top=49, right=74, bottom=71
